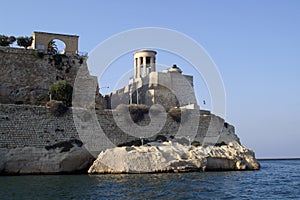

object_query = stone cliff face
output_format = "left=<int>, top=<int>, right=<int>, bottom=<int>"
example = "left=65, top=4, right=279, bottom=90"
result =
left=0, top=143, right=94, bottom=174
left=0, top=47, right=84, bottom=105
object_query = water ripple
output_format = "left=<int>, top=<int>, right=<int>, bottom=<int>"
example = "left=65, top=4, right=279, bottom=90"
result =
left=0, top=160, right=299, bottom=199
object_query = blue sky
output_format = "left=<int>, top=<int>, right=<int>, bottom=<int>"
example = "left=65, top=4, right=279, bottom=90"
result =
left=1, top=0, right=300, bottom=158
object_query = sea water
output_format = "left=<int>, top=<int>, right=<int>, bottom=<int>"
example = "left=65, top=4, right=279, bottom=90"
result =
left=0, top=160, right=299, bottom=199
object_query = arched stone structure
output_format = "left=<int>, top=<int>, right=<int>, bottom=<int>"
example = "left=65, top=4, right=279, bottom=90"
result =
left=31, top=31, right=79, bottom=54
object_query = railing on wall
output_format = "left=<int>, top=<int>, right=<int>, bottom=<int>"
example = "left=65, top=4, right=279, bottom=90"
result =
left=77, top=51, right=88, bottom=57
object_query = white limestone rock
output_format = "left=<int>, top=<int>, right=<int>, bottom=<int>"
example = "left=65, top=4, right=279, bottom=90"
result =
left=88, top=142, right=207, bottom=174
left=88, top=141, right=260, bottom=174
left=206, top=141, right=260, bottom=170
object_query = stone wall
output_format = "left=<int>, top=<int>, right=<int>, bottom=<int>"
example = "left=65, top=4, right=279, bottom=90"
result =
left=0, top=104, right=78, bottom=148
left=0, top=104, right=239, bottom=152
left=0, top=46, right=84, bottom=105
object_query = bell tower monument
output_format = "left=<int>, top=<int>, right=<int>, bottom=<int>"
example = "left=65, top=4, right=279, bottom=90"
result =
left=133, top=50, right=157, bottom=81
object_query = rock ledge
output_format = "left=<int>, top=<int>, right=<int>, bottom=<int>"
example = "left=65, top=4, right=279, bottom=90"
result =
left=88, top=141, right=260, bottom=174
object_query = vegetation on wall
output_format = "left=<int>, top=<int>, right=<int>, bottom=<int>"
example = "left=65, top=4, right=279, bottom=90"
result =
left=49, top=80, right=73, bottom=107
left=128, top=104, right=149, bottom=122
left=168, top=107, right=189, bottom=123
left=0, top=34, right=34, bottom=49
left=128, top=104, right=149, bottom=114
left=168, top=107, right=182, bottom=122
left=79, top=58, right=83, bottom=64
left=47, top=40, right=58, bottom=55
left=16, top=36, right=33, bottom=49
left=34, top=51, right=44, bottom=59
left=53, top=54, right=66, bottom=66
left=46, top=100, right=68, bottom=117
left=116, top=104, right=150, bottom=123
left=0, top=35, right=16, bottom=46
left=46, top=40, right=67, bottom=67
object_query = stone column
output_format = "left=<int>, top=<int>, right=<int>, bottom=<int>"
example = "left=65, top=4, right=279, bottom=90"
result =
left=134, top=58, right=137, bottom=78
left=154, top=57, right=156, bottom=72
left=129, top=86, right=132, bottom=104
left=150, top=56, right=155, bottom=72
left=143, top=56, right=147, bottom=77
left=137, top=57, right=141, bottom=78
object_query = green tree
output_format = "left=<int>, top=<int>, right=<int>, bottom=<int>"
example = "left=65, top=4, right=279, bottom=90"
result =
left=0, top=35, right=16, bottom=46
left=49, top=80, right=73, bottom=106
left=17, top=36, right=33, bottom=49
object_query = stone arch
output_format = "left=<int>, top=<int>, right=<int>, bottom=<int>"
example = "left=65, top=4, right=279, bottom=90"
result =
left=31, top=31, right=79, bottom=54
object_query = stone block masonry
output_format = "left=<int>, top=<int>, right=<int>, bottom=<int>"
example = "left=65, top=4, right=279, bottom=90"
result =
left=0, top=104, right=78, bottom=148
left=0, top=104, right=239, bottom=152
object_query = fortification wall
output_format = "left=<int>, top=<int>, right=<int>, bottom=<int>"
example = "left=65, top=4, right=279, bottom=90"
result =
left=0, top=104, right=78, bottom=148
left=0, top=104, right=238, bottom=150
left=0, top=46, right=84, bottom=105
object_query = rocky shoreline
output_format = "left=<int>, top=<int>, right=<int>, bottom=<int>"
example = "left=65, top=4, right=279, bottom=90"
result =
left=88, top=141, right=260, bottom=174
left=0, top=143, right=94, bottom=175
left=0, top=140, right=260, bottom=175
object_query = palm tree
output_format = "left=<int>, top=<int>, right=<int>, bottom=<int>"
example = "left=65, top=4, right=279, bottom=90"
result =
left=47, top=40, right=58, bottom=54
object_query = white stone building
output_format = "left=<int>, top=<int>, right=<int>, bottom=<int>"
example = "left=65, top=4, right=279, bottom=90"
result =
left=106, top=50, right=198, bottom=110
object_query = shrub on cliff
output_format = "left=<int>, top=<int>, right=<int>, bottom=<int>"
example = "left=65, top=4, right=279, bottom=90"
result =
left=17, top=36, right=33, bottom=49
left=129, top=104, right=149, bottom=122
left=53, top=54, right=67, bottom=66
left=115, top=104, right=149, bottom=123
left=168, top=107, right=182, bottom=122
left=129, top=104, right=149, bottom=114
left=168, top=107, right=189, bottom=123
left=34, top=51, right=44, bottom=59
left=49, top=80, right=73, bottom=106
left=0, top=35, right=16, bottom=46
left=46, top=100, right=68, bottom=116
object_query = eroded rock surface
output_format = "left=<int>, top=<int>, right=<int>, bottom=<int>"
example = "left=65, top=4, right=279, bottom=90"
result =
left=88, top=141, right=260, bottom=174
left=0, top=145, right=94, bottom=174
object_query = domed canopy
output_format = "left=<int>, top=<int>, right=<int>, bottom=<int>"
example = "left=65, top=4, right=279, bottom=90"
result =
left=133, top=49, right=157, bottom=79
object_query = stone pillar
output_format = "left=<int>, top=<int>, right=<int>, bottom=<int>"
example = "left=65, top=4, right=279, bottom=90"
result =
left=129, top=86, right=133, bottom=104
left=137, top=57, right=141, bottom=78
left=143, top=56, right=147, bottom=77
left=134, top=57, right=137, bottom=78
left=150, top=56, right=155, bottom=72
